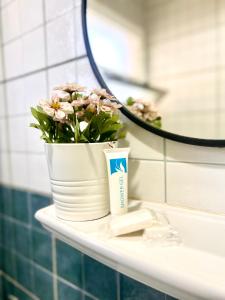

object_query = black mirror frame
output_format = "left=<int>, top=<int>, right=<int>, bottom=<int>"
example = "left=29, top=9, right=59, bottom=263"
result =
left=81, top=0, right=225, bottom=147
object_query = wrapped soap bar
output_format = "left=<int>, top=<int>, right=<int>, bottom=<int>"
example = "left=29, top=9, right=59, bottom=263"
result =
left=110, top=208, right=157, bottom=236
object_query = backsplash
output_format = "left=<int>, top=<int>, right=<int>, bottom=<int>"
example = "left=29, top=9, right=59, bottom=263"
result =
left=0, top=0, right=225, bottom=299
left=0, top=185, right=176, bottom=300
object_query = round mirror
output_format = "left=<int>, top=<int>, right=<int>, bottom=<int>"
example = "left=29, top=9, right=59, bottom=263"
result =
left=82, top=0, right=225, bottom=146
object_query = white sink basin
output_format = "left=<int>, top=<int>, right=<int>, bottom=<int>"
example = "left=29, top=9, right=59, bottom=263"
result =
left=35, top=201, right=225, bottom=300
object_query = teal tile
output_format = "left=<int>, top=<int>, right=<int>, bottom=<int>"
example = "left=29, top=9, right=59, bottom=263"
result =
left=84, top=255, right=117, bottom=300
left=120, top=274, right=165, bottom=300
left=12, top=189, right=29, bottom=223
left=1, top=187, right=13, bottom=217
left=30, top=193, right=51, bottom=229
left=31, top=228, right=52, bottom=271
left=33, top=264, right=53, bottom=300
left=3, top=249, right=17, bottom=279
left=14, top=223, right=31, bottom=259
left=0, top=274, right=2, bottom=300
left=3, top=217, right=15, bottom=250
left=84, top=296, right=96, bottom=300
left=2, top=277, right=16, bottom=300
left=0, top=217, right=2, bottom=246
left=0, top=246, right=3, bottom=270
left=56, top=239, right=82, bottom=287
left=165, top=293, right=176, bottom=300
left=3, top=277, right=33, bottom=300
left=58, top=280, right=82, bottom=300
left=15, top=254, right=33, bottom=291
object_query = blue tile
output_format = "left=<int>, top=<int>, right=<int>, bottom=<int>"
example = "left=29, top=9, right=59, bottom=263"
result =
left=84, top=255, right=117, bottom=300
left=33, top=264, right=53, bottom=300
left=56, top=239, right=82, bottom=287
left=14, top=223, right=31, bottom=259
left=58, top=280, right=82, bottom=300
left=31, top=228, right=52, bottom=271
left=15, top=254, right=33, bottom=291
left=120, top=274, right=165, bottom=300
left=30, top=193, right=51, bottom=229
left=12, top=189, right=29, bottom=223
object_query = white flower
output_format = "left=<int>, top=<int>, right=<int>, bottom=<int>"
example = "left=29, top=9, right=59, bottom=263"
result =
left=40, top=98, right=74, bottom=121
left=54, top=83, right=86, bottom=93
left=91, top=88, right=115, bottom=100
left=51, top=90, right=71, bottom=101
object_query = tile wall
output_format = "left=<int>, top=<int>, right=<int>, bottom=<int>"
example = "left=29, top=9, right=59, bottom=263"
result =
left=0, top=0, right=225, bottom=299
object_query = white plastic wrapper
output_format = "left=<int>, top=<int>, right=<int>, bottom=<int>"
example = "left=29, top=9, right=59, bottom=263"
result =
left=143, top=212, right=182, bottom=247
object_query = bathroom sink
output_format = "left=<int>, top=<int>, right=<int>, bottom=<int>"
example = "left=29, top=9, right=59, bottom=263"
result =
left=35, top=201, right=225, bottom=300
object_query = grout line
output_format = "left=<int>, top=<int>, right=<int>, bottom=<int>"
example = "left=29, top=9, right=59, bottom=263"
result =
left=0, top=55, right=87, bottom=84
left=1, top=272, right=39, bottom=300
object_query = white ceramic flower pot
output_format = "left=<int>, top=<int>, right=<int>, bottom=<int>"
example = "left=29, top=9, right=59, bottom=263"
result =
left=45, top=142, right=114, bottom=221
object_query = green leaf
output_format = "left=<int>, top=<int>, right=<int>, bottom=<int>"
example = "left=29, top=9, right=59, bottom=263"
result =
left=126, top=97, right=135, bottom=106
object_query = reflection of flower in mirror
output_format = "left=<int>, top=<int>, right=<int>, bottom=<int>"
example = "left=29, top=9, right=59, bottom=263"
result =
left=126, top=97, right=162, bottom=128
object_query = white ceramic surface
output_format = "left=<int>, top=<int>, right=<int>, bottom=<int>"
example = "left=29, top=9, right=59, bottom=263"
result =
left=45, top=142, right=113, bottom=221
left=36, top=200, right=225, bottom=300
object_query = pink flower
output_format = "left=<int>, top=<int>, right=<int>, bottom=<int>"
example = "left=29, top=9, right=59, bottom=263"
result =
left=53, top=83, right=86, bottom=93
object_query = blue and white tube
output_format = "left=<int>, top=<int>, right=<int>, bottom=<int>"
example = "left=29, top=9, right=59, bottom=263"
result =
left=104, top=148, right=130, bottom=216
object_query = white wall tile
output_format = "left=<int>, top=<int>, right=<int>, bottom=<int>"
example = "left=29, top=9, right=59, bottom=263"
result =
left=149, top=28, right=216, bottom=78
left=22, top=27, right=45, bottom=73
left=75, top=6, right=86, bottom=57
left=4, top=39, right=23, bottom=78
left=76, top=58, right=99, bottom=88
left=128, top=159, right=165, bottom=203
left=1, top=0, right=13, bottom=7
left=0, top=118, right=8, bottom=151
left=6, top=78, right=26, bottom=116
left=1, top=0, right=21, bottom=43
left=27, top=115, right=45, bottom=153
left=20, top=0, right=43, bottom=33
left=8, top=116, right=28, bottom=151
left=166, top=140, right=225, bottom=164
left=45, top=0, right=74, bottom=21
left=28, top=153, right=50, bottom=193
left=10, top=152, right=29, bottom=188
left=0, top=50, right=3, bottom=81
left=167, top=162, right=225, bottom=214
left=0, top=85, right=6, bottom=117
left=119, top=117, right=164, bottom=160
left=0, top=151, right=11, bottom=184
left=46, top=11, right=76, bottom=65
left=48, top=61, right=76, bottom=90
left=148, top=0, right=215, bottom=44
left=24, top=71, right=48, bottom=112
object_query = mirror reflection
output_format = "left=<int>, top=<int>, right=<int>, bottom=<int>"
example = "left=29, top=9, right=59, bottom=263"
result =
left=87, top=0, right=225, bottom=139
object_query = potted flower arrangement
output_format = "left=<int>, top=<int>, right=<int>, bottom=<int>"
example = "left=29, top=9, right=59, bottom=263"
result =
left=30, top=83, right=124, bottom=221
